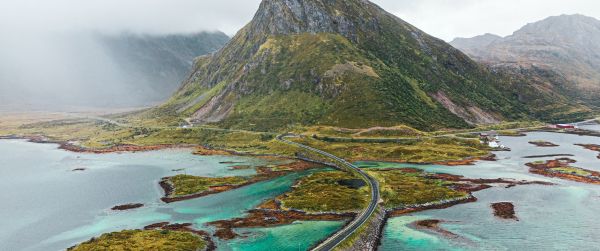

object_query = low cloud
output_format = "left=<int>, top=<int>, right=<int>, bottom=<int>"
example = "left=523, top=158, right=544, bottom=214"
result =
left=1, top=0, right=599, bottom=109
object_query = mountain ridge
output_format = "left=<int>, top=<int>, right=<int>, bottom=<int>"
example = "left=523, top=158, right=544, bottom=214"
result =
left=450, top=14, right=600, bottom=108
left=152, top=0, right=590, bottom=131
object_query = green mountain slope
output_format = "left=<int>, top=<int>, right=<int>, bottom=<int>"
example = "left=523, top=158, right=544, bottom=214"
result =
left=153, top=0, right=589, bottom=131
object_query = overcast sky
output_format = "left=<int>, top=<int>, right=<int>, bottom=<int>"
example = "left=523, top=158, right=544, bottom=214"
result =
left=1, top=0, right=600, bottom=41
left=1, top=0, right=599, bottom=108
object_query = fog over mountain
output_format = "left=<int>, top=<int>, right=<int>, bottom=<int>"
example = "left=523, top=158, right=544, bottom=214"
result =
left=0, top=31, right=229, bottom=109
left=1, top=0, right=600, bottom=110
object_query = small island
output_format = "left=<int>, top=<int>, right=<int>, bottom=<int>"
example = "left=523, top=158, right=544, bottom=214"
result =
left=111, top=203, right=144, bottom=211
left=412, top=219, right=460, bottom=239
left=491, top=202, right=518, bottom=220
left=208, top=171, right=366, bottom=240
left=67, top=229, right=209, bottom=251
left=528, top=140, right=559, bottom=147
left=160, top=160, right=321, bottom=203
left=207, top=168, right=550, bottom=242
left=527, top=158, right=600, bottom=184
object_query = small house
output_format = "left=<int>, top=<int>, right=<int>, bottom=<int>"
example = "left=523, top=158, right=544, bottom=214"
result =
left=556, top=124, right=576, bottom=129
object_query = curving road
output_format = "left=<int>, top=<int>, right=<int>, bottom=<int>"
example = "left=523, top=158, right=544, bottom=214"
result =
left=276, top=134, right=380, bottom=251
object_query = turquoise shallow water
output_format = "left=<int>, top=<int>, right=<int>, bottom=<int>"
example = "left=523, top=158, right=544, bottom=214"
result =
left=0, top=140, right=342, bottom=251
left=226, top=221, right=345, bottom=251
left=2, top=127, right=598, bottom=251
left=369, top=132, right=600, bottom=251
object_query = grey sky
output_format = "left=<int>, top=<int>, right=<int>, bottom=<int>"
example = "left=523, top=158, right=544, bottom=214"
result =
left=1, top=0, right=599, bottom=109
left=2, top=0, right=599, bottom=41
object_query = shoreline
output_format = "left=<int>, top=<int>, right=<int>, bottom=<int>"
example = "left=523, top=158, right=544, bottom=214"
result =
left=410, top=219, right=460, bottom=239
left=0, top=134, right=499, bottom=168
left=0, top=130, right=563, bottom=250
left=143, top=222, right=216, bottom=251
left=575, top=144, right=600, bottom=159
left=527, top=158, right=600, bottom=185
left=349, top=153, right=498, bottom=167
left=159, top=161, right=322, bottom=203
left=532, top=128, right=600, bottom=138
left=0, top=135, right=197, bottom=153
left=208, top=208, right=354, bottom=240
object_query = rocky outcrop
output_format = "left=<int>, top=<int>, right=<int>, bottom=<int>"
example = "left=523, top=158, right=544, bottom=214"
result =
left=111, top=203, right=144, bottom=211
left=336, top=205, right=386, bottom=251
left=248, top=0, right=383, bottom=43
left=491, top=202, right=518, bottom=220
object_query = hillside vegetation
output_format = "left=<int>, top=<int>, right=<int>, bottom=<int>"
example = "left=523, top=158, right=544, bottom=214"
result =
left=142, top=0, right=592, bottom=132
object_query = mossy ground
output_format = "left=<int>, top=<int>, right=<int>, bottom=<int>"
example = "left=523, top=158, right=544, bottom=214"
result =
left=0, top=113, right=501, bottom=164
left=68, top=230, right=206, bottom=251
left=166, top=175, right=250, bottom=197
left=289, top=136, right=490, bottom=163
left=366, top=169, right=468, bottom=209
left=552, top=167, right=593, bottom=176
left=276, top=171, right=370, bottom=213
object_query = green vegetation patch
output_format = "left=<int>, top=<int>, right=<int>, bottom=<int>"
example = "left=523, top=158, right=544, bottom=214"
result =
left=552, top=167, right=593, bottom=176
left=167, top=175, right=250, bottom=197
left=277, top=171, right=369, bottom=213
left=290, top=136, right=489, bottom=163
left=367, top=169, right=468, bottom=209
left=68, top=229, right=206, bottom=251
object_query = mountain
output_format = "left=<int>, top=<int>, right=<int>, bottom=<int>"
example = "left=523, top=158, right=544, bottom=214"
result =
left=0, top=31, right=229, bottom=109
left=99, top=31, right=230, bottom=102
left=450, top=33, right=502, bottom=57
left=451, top=14, right=600, bottom=107
left=154, top=0, right=588, bottom=131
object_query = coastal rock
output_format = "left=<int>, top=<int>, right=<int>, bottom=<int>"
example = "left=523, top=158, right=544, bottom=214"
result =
left=111, top=203, right=144, bottom=211
left=528, top=141, right=559, bottom=147
left=491, top=202, right=518, bottom=220
left=412, top=219, right=460, bottom=239
left=527, top=158, right=600, bottom=185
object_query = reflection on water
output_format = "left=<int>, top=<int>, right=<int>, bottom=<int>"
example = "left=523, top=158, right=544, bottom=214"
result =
left=0, top=140, right=341, bottom=251
left=372, top=132, right=600, bottom=250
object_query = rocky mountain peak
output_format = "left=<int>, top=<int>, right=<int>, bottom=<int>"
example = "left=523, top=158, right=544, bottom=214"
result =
left=450, top=14, right=600, bottom=108
left=248, top=0, right=379, bottom=42
left=516, top=14, right=600, bottom=36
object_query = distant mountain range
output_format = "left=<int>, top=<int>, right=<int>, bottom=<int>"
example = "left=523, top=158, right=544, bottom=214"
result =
left=451, top=14, right=600, bottom=108
left=152, top=0, right=591, bottom=131
left=0, top=31, right=229, bottom=109
left=98, top=31, right=230, bottom=102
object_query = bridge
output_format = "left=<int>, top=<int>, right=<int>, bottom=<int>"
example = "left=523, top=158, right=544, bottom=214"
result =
left=276, top=134, right=380, bottom=251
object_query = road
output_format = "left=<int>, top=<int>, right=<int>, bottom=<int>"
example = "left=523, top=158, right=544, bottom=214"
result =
left=574, top=118, right=599, bottom=126
left=276, top=134, right=380, bottom=251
